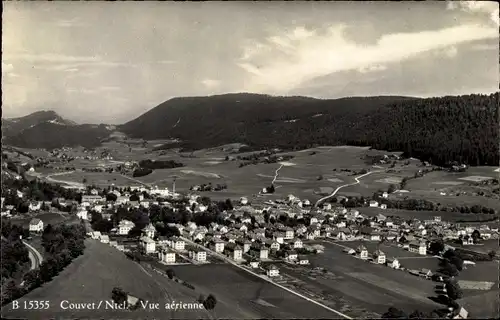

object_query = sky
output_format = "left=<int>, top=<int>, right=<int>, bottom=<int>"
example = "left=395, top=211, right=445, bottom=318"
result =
left=2, top=1, right=499, bottom=124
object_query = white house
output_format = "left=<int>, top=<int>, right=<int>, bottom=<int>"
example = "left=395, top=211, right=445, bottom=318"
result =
left=76, top=208, right=88, bottom=220
left=158, top=248, right=176, bottom=264
left=286, top=251, right=298, bottom=262
left=142, top=224, right=156, bottom=238
left=284, top=228, right=294, bottom=240
left=380, top=204, right=387, bottom=210
left=232, top=245, right=243, bottom=261
left=298, top=256, right=309, bottom=265
left=140, top=236, right=156, bottom=254
left=249, top=260, right=260, bottom=269
left=118, top=220, right=135, bottom=235
left=373, top=249, right=386, bottom=264
left=270, top=241, right=280, bottom=251
left=369, top=200, right=379, bottom=207
left=214, top=239, right=225, bottom=253
left=243, top=240, right=252, bottom=253
left=357, top=245, right=369, bottom=259
left=168, top=237, right=185, bottom=251
left=240, top=197, right=249, bottom=205
left=388, top=258, right=401, bottom=269
left=260, top=247, right=269, bottom=260
left=382, top=192, right=389, bottom=198
left=29, top=218, right=44, bottom=232
left=408, top=241, right=427, bottom=255
left=100, top=234, right=110, bottom=244
left=189, top=249, right=207, bottom=262
left=266, top=265, right=280, bottom=277
left=293, top=239, right=303, bottom=249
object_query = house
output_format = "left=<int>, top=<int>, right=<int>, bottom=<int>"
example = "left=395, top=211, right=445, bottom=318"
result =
left=260, top=247, right=269, bottom=260
left=373, top=249, right=386, bottom=264
left=434, top=216, right=442, bottom=222
left=452, top=307, right=468, bottom=319
left=81, top=195, right=104, bottom=204
left=100, top=234, right=110, bottom=244
left=29, top=201, right=42, bottom=212
left=140, top=236, right=156, bottom=253
left=388, top=258, right=400, bottom=269
left=369, top=200, right=379, bottom=207
left=228, top=244, right=243, bottom=261
left=29, top=218, right=44, bottom=232
left=284, top=228, right=294, bottom=240
left=243, top=240, right=252, bottom=253
left=142, top=224, right=156, bottom=238
left=240, top=197, right=249, bottom=205
left=270, top=241, right=281, bottom=251
left=214, top=239, right=225, bottom=253
left=306, top=232, right=316, bottom=240
left=292, top=239, right=303, bottom=249
left=168, top=237, right=185, bottom=251
left=189, top=248, right=207, bottom=262
left=370, top=233, right=381, bottom=241
left=464, top=235, right=474, bottom=245
left=286, top=251, right=298, bottom=262
left=91, top=231, right=101, bottom=240
left=357, top=245, right=369, bottom=259
left=298, top=256, right=309, bottom=265
left=76, top=208, right=88, bottom=220
left=382, top=192, right=389, bottom=198
left=379, top=204, right=387, bottom=210
left=266, top=265, right=280, bottom=277
left=419, top=268, right=433, bottom=279
left=273, top=232, right=284, bottom=244
left=408, top=241, right=427, bottom=255
left=249, top=260, right=260, bottom=269
left=158, top=248, right=176, bottom=264
left=344, top=248, right=356, bottom=255
left=118, top=220, right=135, bottom=235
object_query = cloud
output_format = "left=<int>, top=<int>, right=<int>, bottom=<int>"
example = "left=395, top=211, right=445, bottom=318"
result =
left=444, top=46, right=458, bottom=58
left=201, top=79, right=221, bottom=88
left=447, top=1, right=499, bottom=26
left=238, top=24, right=498, bottom=93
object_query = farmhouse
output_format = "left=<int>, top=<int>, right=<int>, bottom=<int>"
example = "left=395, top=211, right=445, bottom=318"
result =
left=266, top=265, right=280, bottom=277
left=29, top=218, right=44, bottom=232
left=357, top=245, right=369, bottom=259
left=140, top=236, right=156, bottom=254
left=408, top=241, right=427, bottom=255
left=118, top=220, right=135, bottom=235
left=158, top=248, right=176, bottom=264
left=373, top=249, right=386, bottom=264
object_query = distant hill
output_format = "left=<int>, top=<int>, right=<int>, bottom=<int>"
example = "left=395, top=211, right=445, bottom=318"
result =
left=3, top=92, right=498, bottom=166
left=2, top=110, right=77, bottom=137
left=120, top=92, right=499, bottom=166
left=3, top=122, right=112, bottom=150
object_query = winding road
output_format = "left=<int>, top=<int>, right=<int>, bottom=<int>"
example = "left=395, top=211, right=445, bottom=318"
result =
left=315, top=170, right=382, bottom=207
left=23, top=241, right=43, bottom=270
left=271, top=164, right=284, bottom=184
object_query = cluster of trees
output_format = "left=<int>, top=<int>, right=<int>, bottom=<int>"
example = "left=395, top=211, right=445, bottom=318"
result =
left=1, top=220, right=30, bottom=305
left=132, top=167, right=153, bottom=177
left=238, top=154, right=294, bottom=168
left=138, top=159, right=184, bottom=170
left=122, top=93, right=498, bottom=167
left=190, top=183, right=228, bottom=192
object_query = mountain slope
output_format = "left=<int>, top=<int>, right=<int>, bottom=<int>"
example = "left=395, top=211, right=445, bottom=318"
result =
left=120, top=92, right=499, bottom=166
left=2, top=110, right=77, bottom=137
left=3, top=123, right=112, bottom=150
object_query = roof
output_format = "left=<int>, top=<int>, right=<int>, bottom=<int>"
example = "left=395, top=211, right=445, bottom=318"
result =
left=30, top=218, right=42, bottom=225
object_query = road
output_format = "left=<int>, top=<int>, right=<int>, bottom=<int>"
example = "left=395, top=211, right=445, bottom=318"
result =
left=119, top=174, right=151, bottom=187
left=271, top=164, right=284, bottom=184
left=44, top=171, right=85, bottom=189
left=180, top=236, right=352, bottom=319
left=23, top=241, right=43, bottom=270
left=315, top=170, right=382, bottom=207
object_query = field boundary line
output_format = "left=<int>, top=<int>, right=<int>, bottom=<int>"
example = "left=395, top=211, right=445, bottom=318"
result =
left=181, top=236, right=352, bottom=319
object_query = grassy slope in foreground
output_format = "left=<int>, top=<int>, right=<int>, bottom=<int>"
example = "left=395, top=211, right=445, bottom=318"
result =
left=1, top=240, right=209, bottom=319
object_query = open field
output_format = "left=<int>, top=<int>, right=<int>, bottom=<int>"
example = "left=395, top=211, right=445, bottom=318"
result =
left=1, top=240, right=209, bottom=319
left=166, top=264, right=339, bottom=319
left=303, top=242, right=441, bottom=315
left=333, top=240, right=426, bottom=259
left=357, top=207, right=497, bottom=223
left=49, top=171, right=139, bottom=188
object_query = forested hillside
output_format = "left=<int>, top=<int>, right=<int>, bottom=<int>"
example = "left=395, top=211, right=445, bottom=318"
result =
left=121, top=93, right=499, bottom=166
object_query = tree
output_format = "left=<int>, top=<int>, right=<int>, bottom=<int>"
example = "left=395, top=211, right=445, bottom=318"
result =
left=382, top=307, right=407, bottom=319
left=111, top=287, right=128, bottom=305
left=166, top=269, right=175, bottom=280
left=449, top=255, right=464, bottom=271
left=445, top=280, right=463, bottom=300
left=488, top=250, right=496, bottom=260
left=388, top=184, right=397, bottom=194
left=23, top=269, right=42, bottom=290
left=409, top=310, right=428, bottom=319
left=197, top=294, right=205, bottom=303
left=438, top=261, right=459, bottom=277
left=471, top=229, right=481, bottom=241
left=82, top=178, right=87, bottom=184
left=428, top=240, right=444, bottom=255
left=203, top=294, right=217, bottom=310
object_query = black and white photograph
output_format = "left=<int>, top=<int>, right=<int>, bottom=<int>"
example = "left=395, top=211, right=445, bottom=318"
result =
left=1, top=1, right=499, bottom=319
